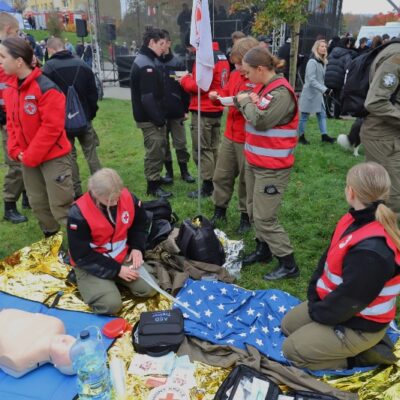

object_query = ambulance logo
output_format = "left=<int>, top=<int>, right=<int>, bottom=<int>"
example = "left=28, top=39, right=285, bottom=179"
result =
left=121, top=211, right=130, bottom=224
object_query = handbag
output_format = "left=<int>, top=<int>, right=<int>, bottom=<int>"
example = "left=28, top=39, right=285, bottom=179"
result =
left=176, top=215, right=225, bottom=266
left=132, top=309, right=184, bottom=357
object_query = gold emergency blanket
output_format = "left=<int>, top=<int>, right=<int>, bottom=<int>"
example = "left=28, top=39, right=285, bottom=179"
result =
left=0, top=234, right=399, bottom=399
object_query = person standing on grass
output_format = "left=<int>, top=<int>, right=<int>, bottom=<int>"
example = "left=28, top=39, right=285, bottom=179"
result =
left=208, top=36, right=260, bottom=234
left=1, top=37, right=74, bottom=237
left=236, top=46, right=299, bottom=281
left=0, top=12, right=29, bottom=224
left=179, top=38, right=230, bottom=199
left=67, top=168, right=156, bottom=315
left=297, top=39, right=335, bottom=145
left=282, top=162, right=400, bottom=370
left=130, top=28, right=172, bottom=199
left=43, top=37, right=101, bottom=200
left=156, top=29, right=194, bottom=185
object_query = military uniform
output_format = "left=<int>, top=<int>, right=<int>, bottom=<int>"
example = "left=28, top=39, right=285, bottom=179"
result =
left=360, top=43, right=400, bottom=214
left=236, top=75, right=299, bottom=280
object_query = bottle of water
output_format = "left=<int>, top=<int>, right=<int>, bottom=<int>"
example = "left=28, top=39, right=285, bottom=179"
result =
left=70, top=328, right=111, bottom=400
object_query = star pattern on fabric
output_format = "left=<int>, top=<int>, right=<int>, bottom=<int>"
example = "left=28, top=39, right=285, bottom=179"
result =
left=175, top=280, right=300, bottom=364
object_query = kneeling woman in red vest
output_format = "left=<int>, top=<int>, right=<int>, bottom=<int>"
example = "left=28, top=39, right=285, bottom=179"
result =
left=235, top=46, right=299, bottom=280
left=67, top=168, right=156, bottom=315
left=282, top=162, right=400, bottom=370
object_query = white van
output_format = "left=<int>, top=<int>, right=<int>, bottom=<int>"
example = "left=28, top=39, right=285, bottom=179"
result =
left=356, top=22, right=400, bottom=46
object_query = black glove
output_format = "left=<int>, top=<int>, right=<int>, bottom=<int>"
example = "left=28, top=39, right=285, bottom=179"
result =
left=324, top=88, right=332, bottom=96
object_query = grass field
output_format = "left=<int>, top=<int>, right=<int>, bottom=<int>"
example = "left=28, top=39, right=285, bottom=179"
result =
left=0, top=99, right=359, bottom=301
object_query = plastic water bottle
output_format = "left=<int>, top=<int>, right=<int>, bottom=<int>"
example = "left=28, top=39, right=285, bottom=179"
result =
left=70, top=327, right=111, bottom=400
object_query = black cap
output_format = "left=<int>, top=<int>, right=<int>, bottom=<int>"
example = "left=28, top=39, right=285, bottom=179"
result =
left=257, top=35, right=272, bottom=44
left=80, top=330, right=90, bottom=339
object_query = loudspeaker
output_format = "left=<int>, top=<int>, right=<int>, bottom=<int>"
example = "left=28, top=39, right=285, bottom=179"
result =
left=76, top=19, right=88, bottom=37
left=106, top=24, right=116, bottom=41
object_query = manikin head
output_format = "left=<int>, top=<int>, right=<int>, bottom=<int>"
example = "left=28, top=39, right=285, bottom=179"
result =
left=49, top=334, right=76, bottom=375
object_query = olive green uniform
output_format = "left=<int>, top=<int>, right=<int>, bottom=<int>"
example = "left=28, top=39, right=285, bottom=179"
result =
left=69, top=123, right=102, bottom=198
left=22, top=154, right=74, bottom=234
left=1, top=127, right=24, bottom=203
left=137, top=122, right=167, bottom=182
left=236, top=75, right=296, bottom=257
left=191, top=113, right=221, bottom=181
left=165, top=117, right=190, bottom=163
left=360, top=43, right=400, bottom=214
left=282, top=301, right=386, bottom=370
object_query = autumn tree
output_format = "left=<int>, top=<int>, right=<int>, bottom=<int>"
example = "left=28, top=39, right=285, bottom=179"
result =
left=367, top=12, right=400, bottom=26
left=231, top=0, right=309, bottom=86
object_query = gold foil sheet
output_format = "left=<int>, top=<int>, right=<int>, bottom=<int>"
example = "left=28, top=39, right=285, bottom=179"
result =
left=2, top=235, right=400, bottom=399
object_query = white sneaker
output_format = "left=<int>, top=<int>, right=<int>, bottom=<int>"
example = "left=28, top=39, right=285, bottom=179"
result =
left=337, top=134, right=353, bottom=152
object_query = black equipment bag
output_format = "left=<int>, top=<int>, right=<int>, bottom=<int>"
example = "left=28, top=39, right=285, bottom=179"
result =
left=341, top=39, right=400, bottom=117
left=132, top=309, right=184, bottom=357
left=287, top=390, right=339, bottom=400
left=176, top=215, right=225, bottom=266
left=214, top=364, right=281, bottom=400
left=142, top=198, right=178, bottom=224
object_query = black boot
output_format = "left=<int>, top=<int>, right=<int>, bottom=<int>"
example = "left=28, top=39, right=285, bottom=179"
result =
left=187, top=180, right=213, bottom=199
left=237, top=213, right=251, bottom=234
left=179, top=162, right=195, bottom=183
left=147, top=181, right=173, bottom=198
left=349, top=335, right=397, bottom=367
left=263, top=253, right=299, bottom=280
left=4, top=201, right=27, bottom=224
left=321, top=134, right=335, bottom=143
left=160, top=161, right=173, bottom=185
left=210, top=206, right=227, bottom=227
left=242, top=239, right=273, bottom=266
left=299, top=134, right=310, bottom=145
left=21, top=191, right=31, bottom=209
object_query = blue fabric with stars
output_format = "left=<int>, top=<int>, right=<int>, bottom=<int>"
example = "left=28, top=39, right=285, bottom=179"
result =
left=175, top=279, right=400, bottom=377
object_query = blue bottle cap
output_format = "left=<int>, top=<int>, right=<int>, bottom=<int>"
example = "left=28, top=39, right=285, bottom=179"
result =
left=80, top=330, right=90, bottom=339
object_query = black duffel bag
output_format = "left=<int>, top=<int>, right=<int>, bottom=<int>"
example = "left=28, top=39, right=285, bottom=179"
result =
left=175, top=215, right=225, bottom=266
left=132, top=309, right=184, bottom=357
left=214, top=364, right=281, bottom=400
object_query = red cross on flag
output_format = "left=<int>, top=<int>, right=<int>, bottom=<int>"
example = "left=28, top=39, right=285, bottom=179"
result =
left=189, top=0, right=214, bottom=91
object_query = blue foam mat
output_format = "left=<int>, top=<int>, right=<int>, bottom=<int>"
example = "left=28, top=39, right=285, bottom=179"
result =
left=0, top=291, right=116, bottom=400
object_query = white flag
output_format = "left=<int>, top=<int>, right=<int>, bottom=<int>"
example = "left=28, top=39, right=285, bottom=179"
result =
left=190, top=0, right=214, bottom=91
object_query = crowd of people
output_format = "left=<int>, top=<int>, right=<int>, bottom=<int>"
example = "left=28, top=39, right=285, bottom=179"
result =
left=1, top=10, right=400, bottom=371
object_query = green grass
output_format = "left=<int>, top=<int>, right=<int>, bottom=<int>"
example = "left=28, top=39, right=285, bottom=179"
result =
left=0, top=100, right=358, bottom=301
left=24, top=29, right=88, bottom=46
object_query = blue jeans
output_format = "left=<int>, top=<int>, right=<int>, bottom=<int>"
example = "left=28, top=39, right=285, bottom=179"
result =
left=298, top=105, right=327, bottom=136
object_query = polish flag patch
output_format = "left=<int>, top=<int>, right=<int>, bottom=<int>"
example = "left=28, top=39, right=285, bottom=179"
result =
left=69, top=224, right=78, bottom=231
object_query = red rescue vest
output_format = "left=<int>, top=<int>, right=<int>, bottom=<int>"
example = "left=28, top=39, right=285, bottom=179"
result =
left=244, top=77, right=299, bottom=169
left=316, top=213, right=400, bottom=324
left=74, top=188, right=135, bottom=264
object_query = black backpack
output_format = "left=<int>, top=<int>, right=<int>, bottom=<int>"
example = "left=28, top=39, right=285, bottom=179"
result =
left=341, top=40, right=400, bottom=117
left=47, top=63, right=89, bottom=136
left=176, top=215, right=225, bottom=266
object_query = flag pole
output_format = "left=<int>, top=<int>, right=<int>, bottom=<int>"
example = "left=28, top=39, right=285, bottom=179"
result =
left=197, top=86, right=201, bottom=214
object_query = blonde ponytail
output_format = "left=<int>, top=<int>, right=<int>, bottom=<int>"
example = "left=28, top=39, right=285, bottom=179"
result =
left=347, top=162, right=400, bottom=250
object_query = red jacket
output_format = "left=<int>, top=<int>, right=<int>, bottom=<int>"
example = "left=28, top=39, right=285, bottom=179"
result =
left=5, top=67, right=71, bottom=167
left=180, top=42, right=230, bottom=114
left=214, top=70, right=260, bottom=143
left=244, top=77, right=299, bottom=169
left=316, top=213, right=400, bottom=324
left=72, top=188, right=136, bottom=265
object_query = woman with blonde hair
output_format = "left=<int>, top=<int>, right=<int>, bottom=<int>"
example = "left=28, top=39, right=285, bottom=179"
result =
left=208, top=36, right=260, bottom=233
left=282, top=162, right=400, bottom=370
left=298, top=39, right=335, bottom=144
left=235, top=46, right=299, bottom=280
left=67, top=168, right=156, bottom=315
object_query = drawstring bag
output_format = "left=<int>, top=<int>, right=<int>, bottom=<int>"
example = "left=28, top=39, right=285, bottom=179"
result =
left=176, top=215, right=225, bottom=266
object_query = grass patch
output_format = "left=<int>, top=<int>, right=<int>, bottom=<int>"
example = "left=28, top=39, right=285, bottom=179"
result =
left=0, top=100, right=359, bottom=301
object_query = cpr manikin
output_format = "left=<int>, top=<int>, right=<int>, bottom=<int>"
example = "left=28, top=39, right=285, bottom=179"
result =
left=0, top=309, right=76, bottom=377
